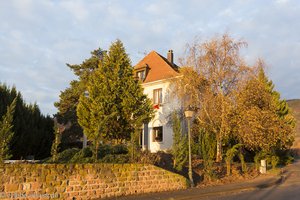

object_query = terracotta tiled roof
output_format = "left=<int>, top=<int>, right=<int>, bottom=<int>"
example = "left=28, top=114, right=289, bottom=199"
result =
left=134, top=51, right=179, bottom=83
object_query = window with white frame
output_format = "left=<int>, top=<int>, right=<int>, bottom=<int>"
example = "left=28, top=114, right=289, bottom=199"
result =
left=136, top=70, right=146, bottom=81
left=153, top=88, right=162, bottom=104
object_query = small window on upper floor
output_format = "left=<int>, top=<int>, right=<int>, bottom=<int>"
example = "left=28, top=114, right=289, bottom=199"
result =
left=136, top=70, right=146, bottom=81
left=153, top=88, right=162, bottom=104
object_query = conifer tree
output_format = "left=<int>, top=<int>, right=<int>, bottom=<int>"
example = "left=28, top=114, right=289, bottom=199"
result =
left=171, top=111, right=187, bottom=171
left=0, top=98, right=16, bottom=163
left=0, top=83, right=53, bottom=159
left=257, top=66, right=295, bottom=124
left=257, top=66, right=295, bottom=150
left=77, top=40, right=153, bottom=160
left=235, top=65, right=295, bottom=153
left=54, top=49, right=104, bottom=148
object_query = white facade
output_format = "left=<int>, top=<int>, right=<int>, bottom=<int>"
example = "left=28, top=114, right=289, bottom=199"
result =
left=142, top=78, right=181, bottom=152
left=134, top=50, right=181, bottom=153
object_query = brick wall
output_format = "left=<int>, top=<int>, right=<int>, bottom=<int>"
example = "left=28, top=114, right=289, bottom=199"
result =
left=0, top=164, right=188, bottom=200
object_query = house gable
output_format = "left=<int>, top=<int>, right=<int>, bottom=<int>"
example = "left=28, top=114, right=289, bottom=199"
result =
left=134, top=51, right=179, bottom=83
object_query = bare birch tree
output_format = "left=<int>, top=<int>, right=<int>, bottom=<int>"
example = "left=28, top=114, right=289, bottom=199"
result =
left=175, top=34, right=251, bottom=162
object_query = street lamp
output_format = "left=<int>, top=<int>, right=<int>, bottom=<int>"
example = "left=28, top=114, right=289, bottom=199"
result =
left=185, top=108, right=195, bottom=187
left=82, top=91, right=89, bottom=149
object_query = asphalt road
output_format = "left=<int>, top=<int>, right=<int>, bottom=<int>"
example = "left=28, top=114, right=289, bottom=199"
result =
left=208, top=160, right=300, bottom=200
left=110, top=160, right=300, bottom=200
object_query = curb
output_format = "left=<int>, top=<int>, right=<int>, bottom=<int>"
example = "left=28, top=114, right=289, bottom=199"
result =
left=174, top=175, right=285, bottom=200
left=109, top=174, right=285, bottom=200
left=255, top=175, right=285, bottom=189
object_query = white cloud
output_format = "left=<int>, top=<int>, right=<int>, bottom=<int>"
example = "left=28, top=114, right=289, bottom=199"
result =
left=60, top=0, right=89, bottom=22
left=0, top=0, right=300, bottom=114
left=276, top=0, right=290, bottom=5
left=11, top=0, right=34, bottom=18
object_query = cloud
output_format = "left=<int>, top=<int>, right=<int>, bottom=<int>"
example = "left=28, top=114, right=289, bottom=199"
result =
left=60, top=0, right=89, bottom=22
left=0, top=0, right=299, bottom=115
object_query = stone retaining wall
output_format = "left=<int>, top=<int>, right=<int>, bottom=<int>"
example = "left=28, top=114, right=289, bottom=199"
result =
left=0, top=164, right=188, bottom=200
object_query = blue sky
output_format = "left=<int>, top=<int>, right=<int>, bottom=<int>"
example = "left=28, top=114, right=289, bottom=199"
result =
left=1, top=0, right=299, bottom=115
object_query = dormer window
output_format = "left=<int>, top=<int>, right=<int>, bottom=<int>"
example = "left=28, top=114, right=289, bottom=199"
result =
left=136, top=70, right=146, bottom=81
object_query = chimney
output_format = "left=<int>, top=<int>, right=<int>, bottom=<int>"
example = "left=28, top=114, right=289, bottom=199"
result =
left=167, top=50, right=173, bottom=65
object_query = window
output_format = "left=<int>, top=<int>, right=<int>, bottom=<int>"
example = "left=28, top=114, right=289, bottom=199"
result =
left=136, top=70, right=145, bottom=81
left=153, top=88, right=162, bottom=104
left=152, top=126, right=163, bottom=142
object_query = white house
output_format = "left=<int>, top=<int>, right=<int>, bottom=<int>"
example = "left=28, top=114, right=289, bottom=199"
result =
left=134, top=50, right=181, bottom=152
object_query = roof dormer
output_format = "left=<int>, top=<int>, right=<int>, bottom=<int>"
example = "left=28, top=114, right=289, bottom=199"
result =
left=134, top=51, right=179, bottom=83
left=134, top=64, right=150, bottom=82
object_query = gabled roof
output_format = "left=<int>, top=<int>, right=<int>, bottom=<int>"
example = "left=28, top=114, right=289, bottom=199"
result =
left=134, top=51, right=179, bottom=83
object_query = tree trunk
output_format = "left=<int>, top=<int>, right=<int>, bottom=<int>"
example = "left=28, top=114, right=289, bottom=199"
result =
left=131, top=132, right=135, bottom=161
left=226, top=160, right=231, bottom=176
left=216, top=137, right=222, bottom=162
left=216, top=92, right=225, bottom=163
left=94, top=140, right=99, bottom=161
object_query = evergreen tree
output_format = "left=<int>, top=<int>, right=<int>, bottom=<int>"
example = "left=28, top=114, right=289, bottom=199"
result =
left=0, top=98, right=16, bottom=162
left=201, top=129, right=216, bottom=181
left=257, top=66, right=295, bottom=150
left=0, top=83, right=53, bottom=159
left=235, top=66, right=295, bottom=153
left=77, top=40, right=154, bottom=160
left=258, top=66, right=295, bottom=124
left=54, top=49, right=103, bottom=148
left=171, top=111, right=187, bottom=171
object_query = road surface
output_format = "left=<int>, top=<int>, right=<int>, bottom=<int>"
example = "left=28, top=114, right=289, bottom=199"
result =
left=111, top=160, right=300, bottom=200
left=209, top=160, right=300, bottom=200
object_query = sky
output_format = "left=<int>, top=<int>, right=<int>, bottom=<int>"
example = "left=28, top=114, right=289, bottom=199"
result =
left=0, top=0, right=300, bottom=115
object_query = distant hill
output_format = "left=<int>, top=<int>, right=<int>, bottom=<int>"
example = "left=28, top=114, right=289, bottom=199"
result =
left=287, top=99, right=300, bottom=148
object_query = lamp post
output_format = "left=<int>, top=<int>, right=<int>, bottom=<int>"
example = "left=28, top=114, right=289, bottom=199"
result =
left=82, top=91, right=89, bottom=149
left=185, top=108, right=194, bottom=187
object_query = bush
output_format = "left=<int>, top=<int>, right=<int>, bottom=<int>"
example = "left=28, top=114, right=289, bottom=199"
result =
left=70, top=147, right=93, bottom=163
left=225, top=144, right=243, bottom=176
left=254, top=151, right=268, bottom=170
left=136, top=150, right=161, bottom=164
left=280, top=154, right=294, bottom=165
left=270, top=155, right=280, bottom=169
left=238, top=152, right=248, bottom=173
left=97, top=144, right=112, bottom=159
left=111, top=144, right=128, bottom=155
left=55, top=148, right=80, bottom=163
left=201, top=131, right=216, bottom=181
left=43, top=144, right=131, bottom=164
left=100, top=154, right=129, bottom=164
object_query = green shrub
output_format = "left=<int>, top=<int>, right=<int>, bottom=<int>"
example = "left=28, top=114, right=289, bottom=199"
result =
left=201, top=131, right=216, bottom=181
left=70, top=147, right=93, bottom=163
left=55, top=148, right=80, bottom=163
left=225, top=144, right=243, bottom=176
left=135, top=150, right=161, bottom=165
left=97, top=144, right=113, bottom=159
left=100, top=154, right=129, bottom=163
left=238, top=152, right=248, bottom=173
left=254, top=151, right=268, bottom=170
left=270, top=155, right=280, bottom=169
left=281, top=154, right=294, bottom=165
left=171, top=112, right=188, bottom=172
left=276, top=150, right=294, bottom=166
left=111, top=144, right=128, bottom=155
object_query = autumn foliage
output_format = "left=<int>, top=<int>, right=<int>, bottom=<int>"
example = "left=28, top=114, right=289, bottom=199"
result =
left=174, top=34, right=295, bottom=164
